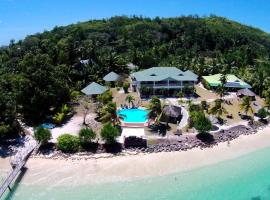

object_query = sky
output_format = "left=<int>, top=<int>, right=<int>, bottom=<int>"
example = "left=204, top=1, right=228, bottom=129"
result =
left=0, top=0, right=270, bottom=45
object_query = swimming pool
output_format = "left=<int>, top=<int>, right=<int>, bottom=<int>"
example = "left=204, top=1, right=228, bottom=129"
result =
left=118, top=108, right=148, bottom=123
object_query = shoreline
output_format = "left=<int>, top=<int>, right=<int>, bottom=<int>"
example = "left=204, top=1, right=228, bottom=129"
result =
left=2, top=124, right=270, bottom=187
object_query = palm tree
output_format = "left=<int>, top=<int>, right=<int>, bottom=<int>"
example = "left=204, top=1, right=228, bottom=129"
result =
left=100, top=102, right=123, bottom=125
left=125, top=95, right=135, bottom=108
left=147, top=96, right=162, bottom=121
left=210, top=99, right=228, bottom=119
left=240, top=96, right=254, bottom=116
left=217, top=72, right=227, bottom=98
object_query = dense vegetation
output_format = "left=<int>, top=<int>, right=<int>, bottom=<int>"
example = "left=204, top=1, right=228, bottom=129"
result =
left=1, top=15, right=270, bottom=137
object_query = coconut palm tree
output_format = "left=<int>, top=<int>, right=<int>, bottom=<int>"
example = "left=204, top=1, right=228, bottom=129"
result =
left=210, top=99, right=228, bottom=120
left=100, top=102, right=124, bottom=125
left=147, top=96, right=162, bottom=121
left=125, top=95, right=135, bottom=108
left=217, top=72, right=227, bottom=98
left=240, top=96, right=254, bottom=116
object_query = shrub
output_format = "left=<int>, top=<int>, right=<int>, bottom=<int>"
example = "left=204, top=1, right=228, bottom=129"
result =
left=53, top=112, right=65, bottom=125
left=97, top=90, right=113, bottom=105
left=190, top=111, right=212, bottom=134
left=34, top=127, right=51, bottom=145
left=79, top=128, right=96, bottom=143
left=178, top=91, right=184, bottom=98
left=257, top=108, right=268, bottom=120
left=123, top=82, right=130, bottom=93
left=70, top=90, right=80, bottom=101
left=100, top=123, right=119, bottom=144
left=60, top=104, right=70, bottom=114
left=53, top=104, right=71, bottom=125
left=0, top=124, right=11, bottom=138
left=57, top=134, right=80, bottom=153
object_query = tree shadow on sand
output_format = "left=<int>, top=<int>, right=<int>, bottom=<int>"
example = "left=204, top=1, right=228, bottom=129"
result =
left=103, top=143, right=122, bottom=154
left=196, top=132, right=215, bottom=144
left=0, top=139, right=25, bottom=158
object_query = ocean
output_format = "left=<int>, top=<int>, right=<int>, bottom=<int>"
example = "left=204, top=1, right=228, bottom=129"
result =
left=3, top=146, right=270, bottom=200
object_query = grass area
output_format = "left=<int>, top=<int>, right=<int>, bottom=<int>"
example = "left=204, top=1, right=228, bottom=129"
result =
left=207, top=96, right=265, bottom=125
left=111, top=88, right=141, bottom=107
left=194, top=84, right=218, bottom=101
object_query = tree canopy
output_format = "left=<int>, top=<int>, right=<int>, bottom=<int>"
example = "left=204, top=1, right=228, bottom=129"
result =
left=1, top=15, right=270, bottom=137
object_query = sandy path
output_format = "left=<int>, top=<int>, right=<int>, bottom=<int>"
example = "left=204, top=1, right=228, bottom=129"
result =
left=1, top=125, right=270, bottom=187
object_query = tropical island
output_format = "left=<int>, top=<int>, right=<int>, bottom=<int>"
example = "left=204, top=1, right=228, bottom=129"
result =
left=1, top=15, right=270, bottom=198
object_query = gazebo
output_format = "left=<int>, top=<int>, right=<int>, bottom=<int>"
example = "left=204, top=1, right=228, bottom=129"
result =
left=162, top=105, right=182, bottom=123
left=237, top=88, right=256, bottom=99
left=81, top=82, right=108, bottom=97
left=103, top=71, right=120, bottom=82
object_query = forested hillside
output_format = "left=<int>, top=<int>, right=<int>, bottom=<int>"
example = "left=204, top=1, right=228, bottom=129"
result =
left=1, top=15, right=270, bottom=137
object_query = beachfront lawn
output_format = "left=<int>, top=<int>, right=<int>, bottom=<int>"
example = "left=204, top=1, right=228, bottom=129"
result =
left=207, top=96, right=265, bottom=125
left=194, top=84, right=219, bottom=101
left=111, top=88, right=141, bottom=107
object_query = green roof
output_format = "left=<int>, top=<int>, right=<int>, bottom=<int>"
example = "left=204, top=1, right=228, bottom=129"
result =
left=103, top=71, right=120, bottom=82
left=202, top=74, right=252, bottom=89
left=132, top=67, right=198, bottom=82
left=81, top=82, right=108, bottom=95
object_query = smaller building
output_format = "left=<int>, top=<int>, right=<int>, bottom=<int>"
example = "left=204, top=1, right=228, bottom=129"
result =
left=202, top=74, right=251, bottom=90
left=103, top=71, right=120, bottom=82
left=81, top=82, right=108, bottom=96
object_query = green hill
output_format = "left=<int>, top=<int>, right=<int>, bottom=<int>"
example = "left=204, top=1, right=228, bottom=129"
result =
left=1, top=15, right=270, bottom=136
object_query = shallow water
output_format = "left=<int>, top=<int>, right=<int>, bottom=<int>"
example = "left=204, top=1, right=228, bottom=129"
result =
left=3, top=146, right=270, bottom=200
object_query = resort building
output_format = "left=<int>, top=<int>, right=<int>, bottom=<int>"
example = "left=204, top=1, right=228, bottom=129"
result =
left=202, top=74, right=252, bottom=90
left=131, top=67, right=198, bottom=97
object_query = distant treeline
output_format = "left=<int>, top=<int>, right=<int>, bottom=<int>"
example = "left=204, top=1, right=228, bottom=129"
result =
left=1, top=15, right=270, bottom=137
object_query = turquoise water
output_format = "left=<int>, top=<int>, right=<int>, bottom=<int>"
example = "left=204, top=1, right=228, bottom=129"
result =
left=3, top=146, right=270, bottom=200
left=117, top=108, right=148, bottom=123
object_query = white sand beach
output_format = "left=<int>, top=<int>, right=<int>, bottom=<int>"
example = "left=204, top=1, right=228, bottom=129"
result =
left=2, top=125, right=270, bottom=187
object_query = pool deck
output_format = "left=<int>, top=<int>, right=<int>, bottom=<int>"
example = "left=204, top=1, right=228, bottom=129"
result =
left=121, top=121, right=149, bottom=127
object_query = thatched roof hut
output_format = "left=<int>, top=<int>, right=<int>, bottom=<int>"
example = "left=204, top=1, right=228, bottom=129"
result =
left=162, top=105, right=182, bottom=118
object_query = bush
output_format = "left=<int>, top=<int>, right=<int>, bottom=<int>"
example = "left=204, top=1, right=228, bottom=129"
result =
left=100, top=123, right=119, bottom=144
left=0, top=124, right=11, bottom=138
left=70, top=90, right=80, bottom=101
left=79, top=128, right=96, bottom=143
left=34, top=127, right=51, bottom=145
left=97, top=90, right=113, bottom=105
left=34, top=127, right=52, bottom=144
left=53, top=104, right=71, bottom=125
left=257, top=108, right=268, bottom=120
left=190, top=111, right=212, bottom=134
left=53, top=112, right=65, bottom=125
left=57, top=134, right=80, bottom=153
left=178, top=91, right=184, bottom=98
left=123, top=82, right=130, bottom=93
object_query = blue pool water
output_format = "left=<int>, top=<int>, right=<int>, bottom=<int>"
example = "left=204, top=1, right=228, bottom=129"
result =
left=117, top=109, right=148, bottom=123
